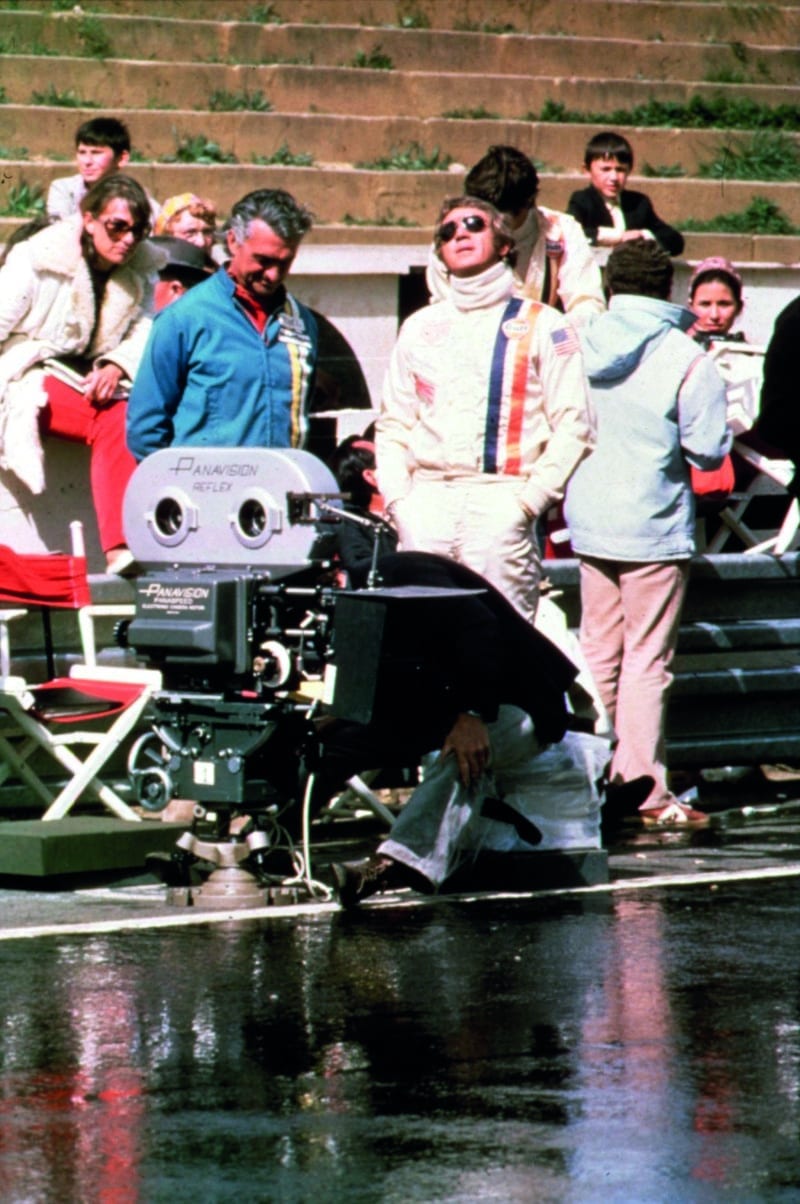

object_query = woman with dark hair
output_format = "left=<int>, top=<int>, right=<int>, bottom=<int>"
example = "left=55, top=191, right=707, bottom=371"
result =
left=688, top=256, right=769, bottom=496
left=688, top=256, right=745, bottom=349
left=0, top=174, right=162, bottom=572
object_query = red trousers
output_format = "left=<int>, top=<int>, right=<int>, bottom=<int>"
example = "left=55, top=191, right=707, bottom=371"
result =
left=40, top=376, right=136, bottom=554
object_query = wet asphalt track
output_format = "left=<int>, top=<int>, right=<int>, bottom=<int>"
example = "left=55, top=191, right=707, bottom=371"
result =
left=1, top=786, right=800, bottom=1201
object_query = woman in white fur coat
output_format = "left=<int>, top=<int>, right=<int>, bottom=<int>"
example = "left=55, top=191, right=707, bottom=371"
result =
left=0, top=174, right=163, bottom=573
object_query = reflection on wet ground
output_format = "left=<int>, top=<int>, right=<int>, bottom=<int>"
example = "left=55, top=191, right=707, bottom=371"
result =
left=2, top=797, right=800, bottom=1201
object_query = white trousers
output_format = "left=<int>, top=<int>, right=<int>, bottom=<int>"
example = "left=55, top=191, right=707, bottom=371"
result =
left=379, top=706, right=610, bottom=888
left=393, top=476, right=542, bottom=622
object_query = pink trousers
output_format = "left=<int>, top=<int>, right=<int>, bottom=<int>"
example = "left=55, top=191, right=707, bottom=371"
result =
left=40, top=376, right=136, bottom=554
left=578, top=557, right=690, bottom=809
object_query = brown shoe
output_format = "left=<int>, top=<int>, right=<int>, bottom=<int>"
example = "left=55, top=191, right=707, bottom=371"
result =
left=331, top=854, right=399, bottom=908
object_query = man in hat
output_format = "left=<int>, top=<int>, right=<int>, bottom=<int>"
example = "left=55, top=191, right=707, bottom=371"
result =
left=150, top=235, right=216, bottom=312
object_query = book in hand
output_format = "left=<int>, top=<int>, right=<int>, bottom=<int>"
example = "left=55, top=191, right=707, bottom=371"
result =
left=43, top=358, right=131, bottom=399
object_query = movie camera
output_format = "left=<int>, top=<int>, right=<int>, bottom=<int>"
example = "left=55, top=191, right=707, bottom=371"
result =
left=118, top=447, right=425, bottom=903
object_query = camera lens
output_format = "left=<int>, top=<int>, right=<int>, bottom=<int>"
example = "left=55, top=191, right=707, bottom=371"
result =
left=154, top=497, right=185, bottom=536
left=238, top=499, right=267, bottom=538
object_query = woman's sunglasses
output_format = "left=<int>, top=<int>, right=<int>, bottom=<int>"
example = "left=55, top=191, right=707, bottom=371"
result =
left=437, top=214, right=488, bottom=244
left=100, top=218, right=149, bottom=242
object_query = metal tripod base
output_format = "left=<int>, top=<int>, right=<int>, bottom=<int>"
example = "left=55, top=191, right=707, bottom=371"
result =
left=165, top=829, right=303, bottom=910
left=175, top=862, right=269, bottom=908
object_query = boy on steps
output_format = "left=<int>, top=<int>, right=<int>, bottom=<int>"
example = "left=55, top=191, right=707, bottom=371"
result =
left=568, top=131, right=684, bottom=258
left=47, top=116, right=159, bottom=223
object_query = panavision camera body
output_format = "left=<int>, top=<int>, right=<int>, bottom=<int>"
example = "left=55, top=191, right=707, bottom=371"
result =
left=119, top=448, right=344, bottom=812
left=121, top=446, right=340, bottom=690
left=119, top=447, right=448, bottom=818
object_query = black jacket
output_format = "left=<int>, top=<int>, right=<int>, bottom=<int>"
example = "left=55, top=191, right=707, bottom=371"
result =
left=319, top=552, right=579, bottom=791
left=334, top=504, right=399, bottom=587
left=755, top=294, right=800, bottom=468
left=368, top=552, right=578, bottom=745
left=567, top=186, right=684, bottom=255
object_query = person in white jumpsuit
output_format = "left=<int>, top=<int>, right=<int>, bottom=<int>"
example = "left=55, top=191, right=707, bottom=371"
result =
left=377, top=194, right=595, bottom=625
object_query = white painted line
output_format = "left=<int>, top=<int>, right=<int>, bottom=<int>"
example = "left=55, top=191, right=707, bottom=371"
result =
left=0, top=899, right=340, bottom=941
left=1, top=860, right=800, bottom=939
left=364, top=862, right=800, bottom=910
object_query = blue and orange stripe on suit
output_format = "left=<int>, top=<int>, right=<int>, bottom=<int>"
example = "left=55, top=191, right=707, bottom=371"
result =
left=483, top=297, right=541, bottom=475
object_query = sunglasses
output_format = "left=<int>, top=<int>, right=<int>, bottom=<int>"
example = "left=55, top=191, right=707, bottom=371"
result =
left=99, top=217, right=149, bottom=242
left=437, top=214, right=488, bottom=244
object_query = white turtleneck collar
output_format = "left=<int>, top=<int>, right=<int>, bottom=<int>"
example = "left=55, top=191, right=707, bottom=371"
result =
left=425, top=255, right=516, bottom=310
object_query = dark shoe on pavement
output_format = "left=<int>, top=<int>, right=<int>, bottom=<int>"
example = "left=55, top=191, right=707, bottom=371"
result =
left=601, top=775, right=656, bottom=836
left=331, top=854, right=401, bottom=908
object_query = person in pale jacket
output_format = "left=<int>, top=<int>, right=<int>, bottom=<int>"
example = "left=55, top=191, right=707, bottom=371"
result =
left=0, top=175, right=162, bottom=574
left=378, top=194, right=594, bottom=625
left=564, top=240, right=731, bottom=828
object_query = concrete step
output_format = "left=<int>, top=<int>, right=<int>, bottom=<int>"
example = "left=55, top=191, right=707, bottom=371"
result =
left=3, top=107, right=795, bottom=179
left=3, top=10, right=799, bottom=84
left=5, top=158, right=800, bottom=230
left=547, top=552, right=800, bottom=629
left=678, top=617, right=800, bottom=653
left=3, top=54, right=800, bottom=119
left=12, top=0, right=800, bottom=46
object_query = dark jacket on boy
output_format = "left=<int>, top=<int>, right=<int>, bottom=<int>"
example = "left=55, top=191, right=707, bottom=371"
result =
left=567, top=186, right=684, bottom=256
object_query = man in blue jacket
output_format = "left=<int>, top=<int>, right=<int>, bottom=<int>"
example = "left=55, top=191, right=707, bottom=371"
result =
left=127, top=188, right=318, bottom=460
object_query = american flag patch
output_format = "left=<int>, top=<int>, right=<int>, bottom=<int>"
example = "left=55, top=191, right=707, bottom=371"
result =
left=551, top=326, right=580, bottom=356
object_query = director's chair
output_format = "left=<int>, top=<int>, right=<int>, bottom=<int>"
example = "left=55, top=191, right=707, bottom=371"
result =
left=0, top=530, right=159, bottom=821
left=707, top=445, right=800, bottom=555
left=701, top=342, right=799, bottom=555
left=0, top=521, right=134, bottom=675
